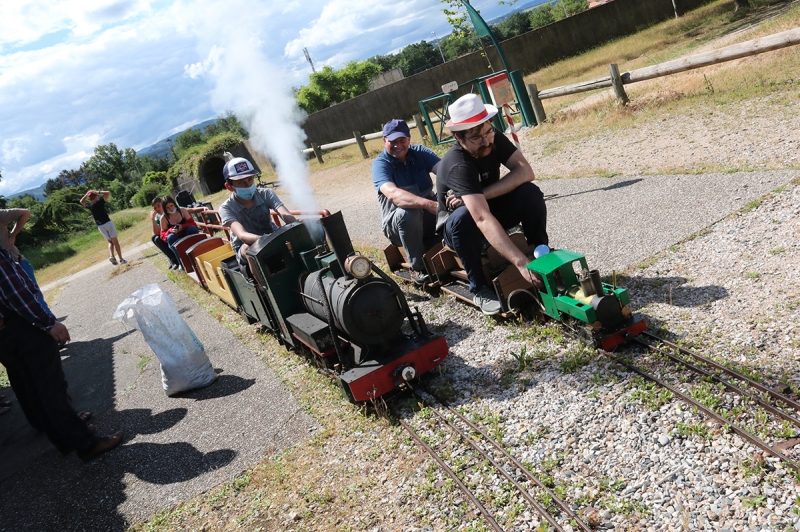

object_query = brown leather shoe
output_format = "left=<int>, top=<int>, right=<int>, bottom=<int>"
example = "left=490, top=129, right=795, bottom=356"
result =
left=78, top=431, right=123, bottom=462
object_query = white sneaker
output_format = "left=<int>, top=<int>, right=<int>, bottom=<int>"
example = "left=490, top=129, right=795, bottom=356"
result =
left=108, top=257, right=118, bottom=265
left=119, top=259, right=127, bottom=264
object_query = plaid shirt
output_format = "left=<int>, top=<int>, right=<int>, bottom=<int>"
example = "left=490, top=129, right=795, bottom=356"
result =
left=0, top=246, right=55, bottom=330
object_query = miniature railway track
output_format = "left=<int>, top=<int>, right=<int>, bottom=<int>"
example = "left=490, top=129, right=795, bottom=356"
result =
left=605, top=331, right=800, bottom=473
left=396, top=387, right=592, bottom=532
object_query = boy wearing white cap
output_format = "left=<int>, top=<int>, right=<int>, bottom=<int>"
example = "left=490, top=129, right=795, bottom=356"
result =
left=436, top=94, right=548, bottom=316
left=218, top=157, right=296, bottom=271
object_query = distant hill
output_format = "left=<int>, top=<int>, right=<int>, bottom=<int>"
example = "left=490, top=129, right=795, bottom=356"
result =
left=137, top=118, right=217, bottom=159
left=7, top=183, right=47, bottom=201
left=488, top=0, right=552, bottom=23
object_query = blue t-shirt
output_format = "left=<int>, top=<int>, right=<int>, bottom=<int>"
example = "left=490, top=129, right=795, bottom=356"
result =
left=371, top=144, right=440, bottom=227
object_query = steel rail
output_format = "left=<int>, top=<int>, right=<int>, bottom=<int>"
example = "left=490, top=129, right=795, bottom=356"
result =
left=643, top=331, right=800, bottom=412
left=410, top=390, right=567, bottom=532
left=419, top=388, right=592, bottom=532
left=633, top=337, right=800, bottom=429
left=397, top=418, right=504, bottom=532
left=607, top=352, right=800, bottom=473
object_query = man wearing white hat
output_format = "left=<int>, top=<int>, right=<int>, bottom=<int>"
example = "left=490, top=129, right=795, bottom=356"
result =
left=436, top=93, right=548, bottom=316
left=372, top=119, right=441, bottom=285
left=219, top=156, right=296, bottom=272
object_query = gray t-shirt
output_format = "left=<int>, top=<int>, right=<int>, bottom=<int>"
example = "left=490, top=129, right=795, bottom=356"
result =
left=219, top=188, right=284, bottom=253
left=0, top=209, right=25, bottom=261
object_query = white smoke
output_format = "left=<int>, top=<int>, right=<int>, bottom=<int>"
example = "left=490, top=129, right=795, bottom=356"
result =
left=192, top=25, right=318, bottom=216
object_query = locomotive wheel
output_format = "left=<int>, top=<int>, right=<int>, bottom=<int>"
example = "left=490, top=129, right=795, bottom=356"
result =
left=577, top=325, right=601, bottom=349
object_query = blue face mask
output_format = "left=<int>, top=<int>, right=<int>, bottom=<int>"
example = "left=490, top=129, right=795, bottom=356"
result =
left=234, top=184, right=257, bottom=200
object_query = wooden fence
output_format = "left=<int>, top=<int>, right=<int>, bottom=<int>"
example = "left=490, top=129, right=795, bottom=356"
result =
left=527, top=26, right=800, bottom=122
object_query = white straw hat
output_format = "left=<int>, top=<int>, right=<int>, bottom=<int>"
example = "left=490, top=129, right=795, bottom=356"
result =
left=445, top=93, right=498, bottom=132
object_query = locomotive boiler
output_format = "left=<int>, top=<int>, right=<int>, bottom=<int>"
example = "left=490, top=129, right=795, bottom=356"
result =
left=221, top=211, right=449, bottom=402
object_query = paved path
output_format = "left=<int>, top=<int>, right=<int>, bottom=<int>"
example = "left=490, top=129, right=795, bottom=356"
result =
left=315, top=169, right=799, bottom=273
left=0, top=245, right=317, bottom=531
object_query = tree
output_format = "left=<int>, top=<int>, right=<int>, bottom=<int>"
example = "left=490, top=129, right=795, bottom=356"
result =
left=367, top=53, right=400, bottom=73
left=210, top=111, right=249, bottom=139
left=397, top=41, right=443, bottom=76
left=551, top=0, right=589, bottom=21
left=174, top=128, right=205, bottom=153
left=440, top=30, right=481, bottom=60
left=529, top=3, right=555, bottom=29
left=439, top=0, right=471, bottom=36
left=8, top=194, right=41, bottom=211
left=86, top=143, right=128, bottom=184
left=31, top=188, right=85, bottom=233
left=492, top=11, right=532, bottom=40
left=139, top=155, right=171, bottom=174
left=295, top=61, right=381, bottom=114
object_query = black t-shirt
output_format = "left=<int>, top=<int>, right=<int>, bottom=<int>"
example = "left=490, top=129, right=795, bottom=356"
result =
left=86, top=197, right=111, bottom=226
left=435, top=127, right=517, bottom=224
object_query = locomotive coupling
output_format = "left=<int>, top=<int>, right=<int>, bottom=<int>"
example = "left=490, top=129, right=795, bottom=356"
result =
left=401, top=366, right=417, bottom=382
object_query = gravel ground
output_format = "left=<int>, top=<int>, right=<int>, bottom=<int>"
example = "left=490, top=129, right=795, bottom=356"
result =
left=403, top=179, right=800, bottom=531
left=260, top=88, right=800, bottom=530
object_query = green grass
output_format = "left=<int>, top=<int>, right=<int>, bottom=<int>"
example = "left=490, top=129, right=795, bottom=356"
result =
left=24, top=211, right=148, bottom=270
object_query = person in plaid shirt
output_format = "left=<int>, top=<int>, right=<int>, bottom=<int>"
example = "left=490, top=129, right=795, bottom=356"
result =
left=0, top=247, right=124, bottom=461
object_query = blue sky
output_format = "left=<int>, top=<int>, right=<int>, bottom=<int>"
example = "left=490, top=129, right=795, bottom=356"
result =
left=0, top=0, right=517, bottom=196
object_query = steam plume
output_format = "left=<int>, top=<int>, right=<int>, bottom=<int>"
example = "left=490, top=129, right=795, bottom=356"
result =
left=205, top=33, right=317, bottom=215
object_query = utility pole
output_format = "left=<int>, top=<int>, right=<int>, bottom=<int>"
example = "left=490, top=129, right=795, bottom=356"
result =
left=166, top=138, right=177, bottom=160
left=432, top=31, right=446, bottom=63
left=303, top=47, right=316, bottom=73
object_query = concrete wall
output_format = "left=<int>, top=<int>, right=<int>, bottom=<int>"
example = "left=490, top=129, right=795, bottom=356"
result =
left=302, top=0, right=710, bottom=145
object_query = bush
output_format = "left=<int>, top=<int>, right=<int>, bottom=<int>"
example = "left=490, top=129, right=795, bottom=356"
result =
left=131, top=182, right=170, bottom=208
left=143, top=171, right=168, bottom=187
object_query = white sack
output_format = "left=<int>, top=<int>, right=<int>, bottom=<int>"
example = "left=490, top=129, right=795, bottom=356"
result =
left=113, top=283, right=216, bottom=396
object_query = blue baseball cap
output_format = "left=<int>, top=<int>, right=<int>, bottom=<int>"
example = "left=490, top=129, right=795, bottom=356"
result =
left=382, top=119, right=410, bottom=141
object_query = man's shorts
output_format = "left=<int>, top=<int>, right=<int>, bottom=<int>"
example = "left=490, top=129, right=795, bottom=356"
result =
left=97, top=220, right=117, bottom=240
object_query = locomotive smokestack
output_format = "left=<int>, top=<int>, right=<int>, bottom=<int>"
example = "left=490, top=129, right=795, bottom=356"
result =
left=319, top=211, right=355, bottom=273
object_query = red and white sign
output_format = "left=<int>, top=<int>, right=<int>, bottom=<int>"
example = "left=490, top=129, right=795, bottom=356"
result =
left=485, top=72, right=515, bottom=107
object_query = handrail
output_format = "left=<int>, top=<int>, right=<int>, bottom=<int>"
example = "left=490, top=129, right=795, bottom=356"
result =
left=195, top=209, right=331, bottom=239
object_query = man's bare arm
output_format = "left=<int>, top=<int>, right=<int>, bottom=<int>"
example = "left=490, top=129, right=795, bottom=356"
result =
left=276, top=205, right=297, bottom=224
left=228, top=220, right=262, bottom=245
left=8, top=209, right=31, bottom=246
left=481, top=151, right=535, bottom=201
left=379, top=182, right=437, bottom=215
left=462, top=193, right=539, bottom=287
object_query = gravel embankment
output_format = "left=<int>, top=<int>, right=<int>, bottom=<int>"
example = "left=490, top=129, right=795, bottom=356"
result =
left=406, top=181, right=799, bottom=531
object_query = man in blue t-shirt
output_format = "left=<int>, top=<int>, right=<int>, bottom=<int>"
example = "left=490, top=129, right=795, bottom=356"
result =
left=371, top=119, right=441, bottom=285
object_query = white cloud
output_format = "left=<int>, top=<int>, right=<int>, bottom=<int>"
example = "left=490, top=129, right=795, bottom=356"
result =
left=0, top=0, right=515, bottom=195
left=184, top=45, right=223, bottom=79
left=0, top=0, right=156, bottom=48
left=284, top=0, right=442, bottom=65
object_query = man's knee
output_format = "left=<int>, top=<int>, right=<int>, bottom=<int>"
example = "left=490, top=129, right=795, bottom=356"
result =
left=394, top=207, right=423, bottom=229
left=445, top=206, right=474, bottom=234
left=516, top=182, right=545, bottom=207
